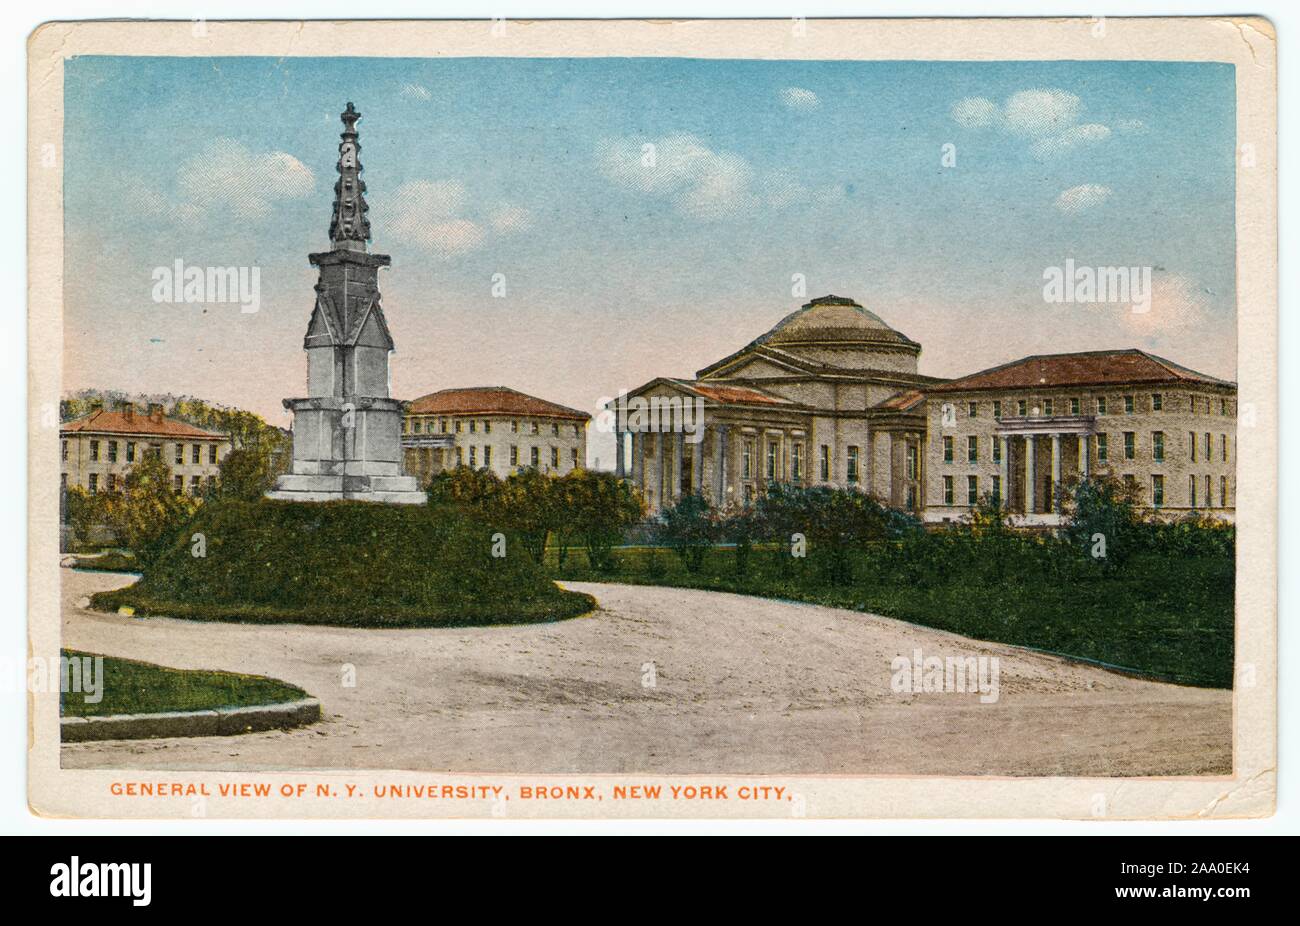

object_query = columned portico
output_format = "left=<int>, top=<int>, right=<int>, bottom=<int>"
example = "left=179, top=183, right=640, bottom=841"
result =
left=996, top=416, right=1095, bottom=523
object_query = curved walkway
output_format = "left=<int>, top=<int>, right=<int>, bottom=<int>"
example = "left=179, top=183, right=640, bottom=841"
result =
left=60, top=570, right=1231, bottom=776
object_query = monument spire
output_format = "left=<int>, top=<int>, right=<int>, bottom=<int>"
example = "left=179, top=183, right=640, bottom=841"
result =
left=269, top=102, right=424, bottom=504
left=329, top=101, right=371, bottom=250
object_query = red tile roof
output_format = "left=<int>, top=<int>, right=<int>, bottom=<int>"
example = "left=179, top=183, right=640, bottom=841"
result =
left=682, top=382, right=793, bottom=406
left=407, top=386, right=590, bottom=421
left=60, top=409, right=227, bottom=440
left=873, top=389, right=926, bottom=412
left=934, top=350, right=1234, bottom=393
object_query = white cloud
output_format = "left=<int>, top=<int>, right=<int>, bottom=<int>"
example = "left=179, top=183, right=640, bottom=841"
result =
left=951, top=89, right=1123, bottom=163
left=160, top=138, right=315, bottom=222
left=490, top=203, right=533, bottom=233
left=1122, top=273, right=1215, bottom=341
left=385, top=182, right=532, bottom=256
left=597, top=133, right=841, bottom=219
left=1002, top=89, right=1081, bottom=137
left=388, top=180, right=486, bottom=255
left=1030, top=123, right=1112, bottom=160
left=597, top=133, right=756, bottom=218
left=760, top=169, right=846, bottom=209
left=399, top=83, right=433, bottom=101
left=951, top=96, right=999, bottom=128
left=1054, top=183, right=1113, bottom=214
left=779, top=87, right=821, bottom=110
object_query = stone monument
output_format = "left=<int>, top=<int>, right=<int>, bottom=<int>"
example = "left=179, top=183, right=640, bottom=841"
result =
left=267, top=103, right=426, bottom=504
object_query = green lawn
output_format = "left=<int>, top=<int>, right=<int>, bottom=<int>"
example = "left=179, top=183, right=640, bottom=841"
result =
left=59, top=649, right=309, bottom=718
left=68, top=550, right=139, bottom=573
left=548, top=544, right=1235, bottom=688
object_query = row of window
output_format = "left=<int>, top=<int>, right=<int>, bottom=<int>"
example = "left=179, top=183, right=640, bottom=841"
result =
left=952, top=393, right=1235, bottom=420
left=1147, top=473, right=1231, bottom=508
left=70, top=472, right=218, bottom=495
left=943, top=474, right=1001, bottom=506
left=453, top=445, right=580, bottom=470
left=940, top=473, right=1233, bottom=509
left=405, top=417, right=582, bottom=438
left=941, top=432, right=1231, bottom=465
left=64, top=439, right=219, bottom=466
left=737, top=441, right=838, bottom=484
left=731, top=440, right=925, bottom=488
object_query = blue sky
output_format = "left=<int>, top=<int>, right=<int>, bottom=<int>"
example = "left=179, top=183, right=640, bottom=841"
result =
left=63, top=55, right=1236, bottom=463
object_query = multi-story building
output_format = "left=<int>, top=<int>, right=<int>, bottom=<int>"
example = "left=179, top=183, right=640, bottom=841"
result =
left=924, top=351, right=1237, bottom=525
left=60, top=403, right=231, bottom=496
left=616, top=295, right=1236, bottom=525
left=402, top=386, right=590, bottom=483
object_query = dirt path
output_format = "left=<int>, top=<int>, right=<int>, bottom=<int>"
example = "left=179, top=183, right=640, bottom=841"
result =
left=60, top=570, right=1232, bottom=776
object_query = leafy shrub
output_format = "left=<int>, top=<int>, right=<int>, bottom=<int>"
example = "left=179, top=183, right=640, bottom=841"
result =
left=1059, top=474, right=1141, bottom=569
left=655, top=493, right=719, bottom=573
left=93, top=498, right=593, bottom=627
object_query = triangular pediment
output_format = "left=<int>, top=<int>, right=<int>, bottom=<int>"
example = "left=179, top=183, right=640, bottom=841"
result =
left=303, top=295, right=340, bottom=348
left=348, top=297, right=395, bottom=350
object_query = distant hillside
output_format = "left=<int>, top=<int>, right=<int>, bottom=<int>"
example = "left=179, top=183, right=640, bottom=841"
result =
left=61, top=389, right=288, bottom=450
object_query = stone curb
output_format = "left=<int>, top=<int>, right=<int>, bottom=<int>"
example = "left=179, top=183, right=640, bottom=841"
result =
left=61, top=698, right=321, bottom=742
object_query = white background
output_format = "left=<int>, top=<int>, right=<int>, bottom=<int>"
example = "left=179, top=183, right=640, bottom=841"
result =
left=2, top=0, right=1293, bottom=836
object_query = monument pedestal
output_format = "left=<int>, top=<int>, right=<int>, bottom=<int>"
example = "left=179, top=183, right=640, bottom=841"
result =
left=268, top=396, right=426, bottom=505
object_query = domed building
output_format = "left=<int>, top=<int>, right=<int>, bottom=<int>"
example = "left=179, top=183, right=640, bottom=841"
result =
left=611, top=295, right=941, bottom=513
left=614, top=294, right=1238, bottom=524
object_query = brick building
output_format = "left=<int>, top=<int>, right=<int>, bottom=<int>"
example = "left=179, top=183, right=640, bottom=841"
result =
left=402, top=386, right=589, bottom=484
left=924, top=350, right=1236, bottom=525
left=60, top=403, right=231, bottom=496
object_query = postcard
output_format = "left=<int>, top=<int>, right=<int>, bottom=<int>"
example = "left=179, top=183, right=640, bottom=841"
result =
left=27, top=17, right=1277, bottom=819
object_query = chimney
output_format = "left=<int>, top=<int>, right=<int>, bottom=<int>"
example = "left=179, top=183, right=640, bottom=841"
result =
left=121, top=401, right=135, bottom=422
left=147, top=403, right=164, bottom=423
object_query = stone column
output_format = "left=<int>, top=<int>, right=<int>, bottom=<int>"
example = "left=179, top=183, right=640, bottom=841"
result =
left=657, top=432, right=667, bottom=509
left=1000, top=436, right=1010, bottom=507
left=631, top=432, right=644, bottom=488
left=1080, top=434, right=1090, bottom=479
left=714, top=424, right=728, bottom=504
left=614, top=430, right=625, bottom=478
left=1024, top=435, right=1036, bottom=514
left=1050, top=433, right=1061, bottom=514
left=693, top=435, right=704, bottom=494
left=673, top=432, right=684, bottom=501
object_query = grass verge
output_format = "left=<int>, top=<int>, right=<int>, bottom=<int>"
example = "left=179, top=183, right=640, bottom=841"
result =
left=59, top=649, right=308, bottom=718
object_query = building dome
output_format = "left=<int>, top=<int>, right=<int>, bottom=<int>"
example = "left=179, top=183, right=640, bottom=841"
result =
left=753, top=295, right=920, bottom=372
left=760, top=295, right=918, bottom=349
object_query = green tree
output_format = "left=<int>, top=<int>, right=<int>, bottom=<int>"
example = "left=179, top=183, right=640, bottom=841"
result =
left=561, top=469, right=644, bottom=572
left=426, top=465, right=503, bottom=514
left=720, top=502, right=759, bottom=577
left=500, top=467, right=563, bottom=564
left=1060, top=473, right=1141, bottom=569
left=62, top=485, right=109, bottom=548
left=755, top=484, right=905, bottom=585
left=102, top=453, right=199, bottom=567
left=215, top=446, right=276, bottom=501
left=655, top=493, right=719, bottom=573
